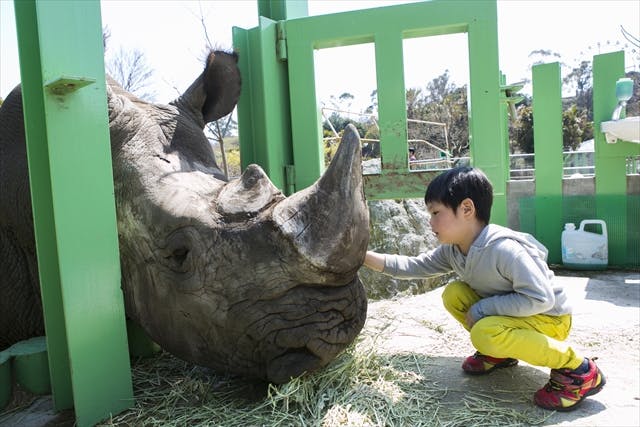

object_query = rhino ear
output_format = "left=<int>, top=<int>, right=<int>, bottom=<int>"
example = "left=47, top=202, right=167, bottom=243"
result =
left=178, top=50, right=241, bottom=125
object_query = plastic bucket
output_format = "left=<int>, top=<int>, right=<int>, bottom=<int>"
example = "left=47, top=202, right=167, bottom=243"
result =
left=561, top=220, right=608, bottom=270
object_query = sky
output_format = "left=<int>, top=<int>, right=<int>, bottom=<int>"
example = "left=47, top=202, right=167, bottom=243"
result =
left=1, top=0, right=639, bottom=112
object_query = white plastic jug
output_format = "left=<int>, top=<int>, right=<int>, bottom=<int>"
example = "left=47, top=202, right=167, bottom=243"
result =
left=561, top=220, right=608, bottom=270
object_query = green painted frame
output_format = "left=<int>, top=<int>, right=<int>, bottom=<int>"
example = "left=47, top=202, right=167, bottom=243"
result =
left=236, top=0, right=507, bottom=225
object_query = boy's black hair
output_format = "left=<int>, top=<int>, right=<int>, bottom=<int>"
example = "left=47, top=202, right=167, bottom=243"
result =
left=424, top=167, right=493, bottom=224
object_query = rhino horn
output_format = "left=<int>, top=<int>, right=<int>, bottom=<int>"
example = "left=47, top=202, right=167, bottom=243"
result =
left=273, top=124, right=369, bottom=277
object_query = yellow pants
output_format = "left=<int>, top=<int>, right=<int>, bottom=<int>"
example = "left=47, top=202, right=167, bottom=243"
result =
left=441, top=281, right=583, bottom=370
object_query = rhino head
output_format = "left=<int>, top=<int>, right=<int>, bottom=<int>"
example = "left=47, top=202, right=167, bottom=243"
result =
left=108, top=51, right=369, bottom=383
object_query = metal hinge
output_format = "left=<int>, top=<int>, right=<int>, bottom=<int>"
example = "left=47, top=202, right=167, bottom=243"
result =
left=276, top=21, right=287, bottom=62
left=284, top=164, right=295, bottom=195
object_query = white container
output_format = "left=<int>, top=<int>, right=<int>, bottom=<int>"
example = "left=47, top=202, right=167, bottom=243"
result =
left=561, top=220, right=608, bottom=270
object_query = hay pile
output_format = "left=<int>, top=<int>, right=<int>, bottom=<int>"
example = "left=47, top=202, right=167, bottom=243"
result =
left=99, top=326, right=553, bottom=427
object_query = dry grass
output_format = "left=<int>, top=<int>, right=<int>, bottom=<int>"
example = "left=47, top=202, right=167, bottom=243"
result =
left=98, top=328, right=554, bottom=427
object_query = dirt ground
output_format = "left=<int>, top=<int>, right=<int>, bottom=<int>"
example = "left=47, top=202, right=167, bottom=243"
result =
left=365, top=268, right=640, bottom=427
left=1, top=268, right=638, bottom=426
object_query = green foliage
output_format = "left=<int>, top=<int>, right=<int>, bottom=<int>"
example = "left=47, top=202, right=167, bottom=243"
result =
left=322, top=111, right=366, bottom=137
left=625, top=71, right=640, bottom=117
left=223, top=148, right=241, bottom=178
left=509, top=102, right=593, bottom=153
left=563, top=60, right=593, bottom=118
left=406, top=71, right=469, bottom=159
left=510, top=104, right=534, bottom=153
left=562, top=105, right=593, bottom=151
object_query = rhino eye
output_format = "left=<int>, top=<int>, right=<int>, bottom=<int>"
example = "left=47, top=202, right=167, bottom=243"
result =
left=162, top=231, right=193, bottom=273
left=170, top=247, right=190, bottom=267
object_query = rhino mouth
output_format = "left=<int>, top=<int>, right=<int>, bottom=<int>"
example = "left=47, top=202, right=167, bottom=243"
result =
left=233, top=275, right=367, bottom=384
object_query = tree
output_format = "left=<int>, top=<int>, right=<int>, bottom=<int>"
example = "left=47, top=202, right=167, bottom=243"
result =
left=103, top=26, right=156, bottom=101
left=106, top=48, right=156, bottom=101
left=410, top=71, right=469, bottom=159
left=562, top=104, right=593, bottom=151
left=206, top=115, right=238, bottom=178
left=510, top=104, right=534, bottom=154
left=509, top=102, right=593, bottom=154
left=624, top=71, right=640, bottom=117
left=563, top=60, right=592, bottom=116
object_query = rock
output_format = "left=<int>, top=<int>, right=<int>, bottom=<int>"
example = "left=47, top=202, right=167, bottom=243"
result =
left=360, top=198, right=453, bottom=300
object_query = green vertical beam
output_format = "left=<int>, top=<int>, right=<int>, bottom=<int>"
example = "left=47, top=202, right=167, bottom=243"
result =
left=235, top=1, right=308, bottom=194
left=593, top=52, right=628, bottom=195
left=14, top=1, right=133, bottom=426
left=258, top=0, right=308, bottom=21
left=532, top=62, right=563, bottom=262
left=285, top=26, right=325, bottom=190
left=593, top=51, right=639, bottom=265
left=375, top=30, right=408, bottom=172
left=466, top=0, right=506, bottom=225
left=12, top=0, right=73, bottom=411
left=234, top=18, right=294, bottom=192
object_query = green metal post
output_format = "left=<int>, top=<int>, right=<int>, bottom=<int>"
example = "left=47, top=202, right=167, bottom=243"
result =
left=234, top=18, right=294, bottom=192
left=234, top=1, right=308, bottom=194
left=375, top=30, right=409, bottom=173
left=593, top=51, right=639, bottom=266
left=593, top=52, right=628, bottom=195
left=14, top=1, right=133, bottom=425
left=466, top=0, right=505, bottom=225
left=532, top=62, right=563, bottom=262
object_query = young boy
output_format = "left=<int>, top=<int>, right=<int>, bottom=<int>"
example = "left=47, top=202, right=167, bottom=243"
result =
left=363, top=166, right=605, bottom=411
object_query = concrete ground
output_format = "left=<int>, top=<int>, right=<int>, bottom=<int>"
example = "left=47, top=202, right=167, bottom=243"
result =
left=1, top=268, right=638, bottom=426
left=365, top=268, right=640, bottom=427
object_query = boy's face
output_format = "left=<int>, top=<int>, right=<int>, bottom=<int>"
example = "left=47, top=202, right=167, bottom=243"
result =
left=426, top=201, right=468, bottom=246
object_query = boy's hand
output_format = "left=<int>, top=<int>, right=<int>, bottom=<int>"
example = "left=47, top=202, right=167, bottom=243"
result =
left=363, top=251, right=385, bottom=272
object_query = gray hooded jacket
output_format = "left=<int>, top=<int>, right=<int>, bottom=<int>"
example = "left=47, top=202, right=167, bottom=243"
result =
left=383, top=224, right=571, bottom=321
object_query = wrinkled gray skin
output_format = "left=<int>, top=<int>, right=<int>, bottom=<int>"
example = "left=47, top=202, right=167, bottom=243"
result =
left=0, top=51, right=369, bottom=383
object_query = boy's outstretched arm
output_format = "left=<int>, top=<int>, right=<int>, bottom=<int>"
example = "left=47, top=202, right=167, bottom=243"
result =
left=363, top=251, right=385, bottom=272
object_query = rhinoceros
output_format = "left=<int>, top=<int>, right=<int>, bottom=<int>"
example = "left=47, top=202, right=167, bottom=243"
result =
left=0, top=50, right=369, bottom=383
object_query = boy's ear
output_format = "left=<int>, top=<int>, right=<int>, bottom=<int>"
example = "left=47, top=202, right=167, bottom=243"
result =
left=460, top=198, right=475, bottom=218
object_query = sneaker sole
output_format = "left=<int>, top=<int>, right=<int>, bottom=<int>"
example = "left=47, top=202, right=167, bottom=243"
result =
left=463, top=358, right=519, bottom=375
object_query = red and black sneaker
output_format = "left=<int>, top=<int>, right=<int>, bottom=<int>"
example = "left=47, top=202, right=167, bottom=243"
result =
left=534, top=358, right=606, bottom=411
left=462, top=351, right=519, bottom=375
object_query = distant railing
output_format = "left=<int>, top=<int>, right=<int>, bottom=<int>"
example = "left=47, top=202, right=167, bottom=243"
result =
left=321, top=109, right=639, bottom=179
left=509, top=151, right=597, bottom=180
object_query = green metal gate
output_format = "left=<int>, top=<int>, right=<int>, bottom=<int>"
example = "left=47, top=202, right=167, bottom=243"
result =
left=234, top=0, right=509, bottom=225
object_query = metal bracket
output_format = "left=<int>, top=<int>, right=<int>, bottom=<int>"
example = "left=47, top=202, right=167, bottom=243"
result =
left=44, top=76, right=95, bottom=95
left=500, top=81, right=525, bottom=122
